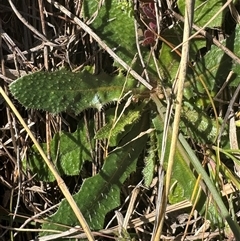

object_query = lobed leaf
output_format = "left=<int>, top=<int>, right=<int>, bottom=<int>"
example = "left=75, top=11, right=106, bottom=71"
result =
left=41, top=113, right=149, bottom=234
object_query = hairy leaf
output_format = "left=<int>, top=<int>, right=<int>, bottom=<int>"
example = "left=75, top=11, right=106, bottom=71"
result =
left=142, top=130, right=156, bottom=187
left=95, top=104, right=143, bottom=146
left=10, top=69, right=143, bottom=114
left=41, top=113, right=149, bottom=234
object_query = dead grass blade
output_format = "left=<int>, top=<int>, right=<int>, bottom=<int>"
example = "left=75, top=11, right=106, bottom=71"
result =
left=152, top=0, right=195, bottom=240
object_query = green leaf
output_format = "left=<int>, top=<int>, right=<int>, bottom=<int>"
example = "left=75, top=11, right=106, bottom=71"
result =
left=159, top=24, right=240, bottom=103
left=83, top=0, right=157, bottom=75
left=83, top=0, right=135, bottom=65
left=158, top=24, right=205, bottom=84
left=10, top=69, right=143, bottom=114
left=152, top=116, right=196, bottom=203
left=177, top=0, right=225, bottom=27
left=181, top=105, right=228, bottom=145
left=27, top=121, right=94, bottom=182
left=142, top=130, right=156, bottom=187
left=41, top=113, right=149, bottom=234
left=95, top=104, right=142, bottom=146
left=190, top=25, right=240, bottom=95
